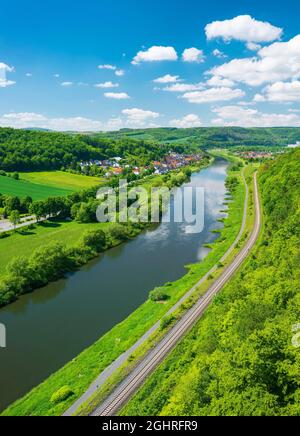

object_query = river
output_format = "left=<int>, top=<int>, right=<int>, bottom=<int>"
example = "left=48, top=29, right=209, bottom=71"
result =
left=0, top=158, right=229, bottom=411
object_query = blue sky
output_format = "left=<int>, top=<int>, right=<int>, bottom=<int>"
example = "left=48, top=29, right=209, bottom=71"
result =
left=1, top=0, right=300, bottom=131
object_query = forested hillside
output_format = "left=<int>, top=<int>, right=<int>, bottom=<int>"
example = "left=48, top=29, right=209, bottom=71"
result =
left=122, top=149, right=300, bottom=416
left=0, top=128, right=185, bottom=172
left=99, top=127, right=300, bottom=148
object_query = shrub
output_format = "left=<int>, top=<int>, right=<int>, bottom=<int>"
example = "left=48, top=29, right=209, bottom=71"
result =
left=50, top=386, right=74, bottom=404
left=149, top=288, right=169, bottom=302
left=160, top=315, right=176, bottom=331
left=81, top=229, right=106, bottom=253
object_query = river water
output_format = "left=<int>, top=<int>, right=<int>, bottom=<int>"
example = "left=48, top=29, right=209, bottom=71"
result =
left=0, top=158, right=229, bottom=411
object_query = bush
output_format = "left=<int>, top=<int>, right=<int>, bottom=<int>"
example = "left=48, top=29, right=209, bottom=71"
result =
left=81, top=229, right=106, bottom=253
left=50, top=386, right=74, bottom=404
left=160, top=315, right=176, bottom=331
left=149, top=288, right=169, bottom=302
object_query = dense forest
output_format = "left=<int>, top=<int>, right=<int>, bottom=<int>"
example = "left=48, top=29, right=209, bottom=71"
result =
left=99, top=126, right=300, bottom=148
left=0, top=128, right=189, bottom=172
left=122, top=149, right=300, bottom=416
left=1, top=127, right=299, bottom=172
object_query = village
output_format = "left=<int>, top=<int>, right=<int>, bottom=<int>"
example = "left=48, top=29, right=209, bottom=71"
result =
left=79, top=152, right=204, bottom=178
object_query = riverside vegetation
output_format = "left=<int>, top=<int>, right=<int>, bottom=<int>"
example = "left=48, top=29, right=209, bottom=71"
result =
left=121, top=148, right=300, bottom=417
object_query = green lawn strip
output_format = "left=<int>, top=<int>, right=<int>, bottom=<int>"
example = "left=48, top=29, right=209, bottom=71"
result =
left=19, top=171, right=104, bottom=191
left=120, top=167, right=266, bottom=417
left=0, top=221, right=108, bottom=275
left=2, top=158, right=246, bottom=416
left=0, top=175, right=72, bottom=200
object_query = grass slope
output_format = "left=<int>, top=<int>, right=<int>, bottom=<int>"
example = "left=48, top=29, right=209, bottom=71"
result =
left=19, top=171, right=104, bottom=191
left=2, top=158, right=247, bottom=416
left=0, top=175, right=72, bottom=200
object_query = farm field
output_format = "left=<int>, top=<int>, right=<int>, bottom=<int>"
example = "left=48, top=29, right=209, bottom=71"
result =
left=20, top=171, right=104, bottom=191
left=0, top=220, right=110, bottom=274
left=0, top=175, right=73, bottom=200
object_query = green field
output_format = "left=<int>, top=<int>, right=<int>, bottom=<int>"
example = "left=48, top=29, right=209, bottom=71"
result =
left=0, top=175, right=73, bottom=200
left=0, top=220, right=109, bottom=274
left=20, top=171, right=104, bottom=191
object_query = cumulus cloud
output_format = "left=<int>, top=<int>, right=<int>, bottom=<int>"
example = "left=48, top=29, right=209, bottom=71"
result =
left=61, top=81, right=74, bottom=87
left=98, top=64, right=117, bottom=70
left=205, top=15, right=282, bottom=43
left=182, top=87, right=245, bottom=104
left=132, top=46, right=178, bottom=65
left=104, top=92, right=130, bottom=99
left=246, top=42, right=262, bottom=51
left=208, top=35, right=300, bottom=86
left=212, top=49, right=227, bottom=58
left=0, top=112, right=103, bottom=131
left=163, top=83, right=205, bottom=92
left=115, top=69, right=125, bottom=76
left=0, top=62, right=15, bottom=88
left=153, top=74, right=180, bottom=84
left=122, top=108, right=160, bottom=126
left=206, top=76, right=235, bottom=87
left=182, top=48, right=205, bottom=63
left=211, top=105, right=300, bottom=127
left=259, top=81, right=300, bottom=102
left=170, top=114, right=202, bottom=128
left=94, top=81, right=119, bottom=89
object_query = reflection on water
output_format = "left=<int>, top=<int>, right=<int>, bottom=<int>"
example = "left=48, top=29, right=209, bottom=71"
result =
left=0, top=158, right=229, bottom=411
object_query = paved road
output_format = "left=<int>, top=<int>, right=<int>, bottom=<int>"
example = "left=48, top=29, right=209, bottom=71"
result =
left=91, top=172, right=261, bottom=416
left=0, top=215, right=47, bottom=233
left=64, top=169, right=250, bottom=416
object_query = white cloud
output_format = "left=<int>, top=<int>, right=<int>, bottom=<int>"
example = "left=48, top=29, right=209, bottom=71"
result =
left=132, top=46, right=178, bottom=65
left=212, top=49, right=227, bottom=58
left=246, top=42, right=262, bottom=51
left=115, top=69, right=125, bottom=76
left=122, top=108, right=160, bottom=126
left=25, top=73, right=33, bottom=77
left=98, top=64, right=117, bottom=70
left=170, top=114, right=202, bottom=128
left=153, top=74, right=180, bottom=84
left=253, top=93, right=266, bottom=102
left=0, top=63, right=15, bottom=88
left=182, top=87, right=245, bottom=104
left=260, top=81, right=300, bottom=102
left=205, top=15, right=282, bottom=43
left=163, top=82, right=204, bottom=92
left=94, top=81, right=119, bottom=89
left=61, top=81, right=74, bottom=87
left=182, top=48, right=205, bottom=63
left=104, top=92, right=130, bottom=99
left=206, top=76, right=235, bottom=87
left=211, top=105, right=300, bottom=127
left=54, top=74, right=60, bottom=78
left=0, top=112, right=103, bottom=131
left=209, top=35, right=300, bottom=86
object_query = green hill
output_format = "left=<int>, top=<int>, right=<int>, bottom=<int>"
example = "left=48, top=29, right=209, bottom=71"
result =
left=122, top=149, right=300, bottom=417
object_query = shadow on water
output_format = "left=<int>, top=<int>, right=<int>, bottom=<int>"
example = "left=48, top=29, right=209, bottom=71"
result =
left=0, top=158, right=229, bottom=411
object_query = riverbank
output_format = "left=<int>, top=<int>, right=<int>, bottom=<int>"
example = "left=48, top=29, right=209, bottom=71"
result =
left=0, top=160, right=209, bottom=308
left=2, top=156, right=247, bottom=416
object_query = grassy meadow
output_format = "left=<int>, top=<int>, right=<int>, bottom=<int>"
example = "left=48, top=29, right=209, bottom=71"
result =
left=0, top=175, right=73, bottom=200
left=20, top=171, right=104, bottom=191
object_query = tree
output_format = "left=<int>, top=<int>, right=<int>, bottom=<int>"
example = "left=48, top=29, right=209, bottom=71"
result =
left=9, top=210, right=20, bottom=231
left=82, top=229, right=106, bottom=252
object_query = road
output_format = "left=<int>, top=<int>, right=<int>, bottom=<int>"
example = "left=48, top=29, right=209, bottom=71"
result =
left=64, top=168, right=250, bottom=416
left=0, top=215, right=47, bottom=233
left=91, top=172, right=261, bottom=416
